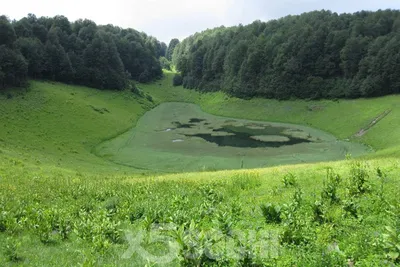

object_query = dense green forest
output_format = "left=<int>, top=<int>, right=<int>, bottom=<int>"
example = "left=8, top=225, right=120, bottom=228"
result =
left=173, top=10, right=400, bottom=99
left=0, top=14, right=165, bottom=90
left=159, top=39, right=180, bottom=70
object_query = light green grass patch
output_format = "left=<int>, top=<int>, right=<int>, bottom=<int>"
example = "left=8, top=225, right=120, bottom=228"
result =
left=95, top=102, right=369, bottom=172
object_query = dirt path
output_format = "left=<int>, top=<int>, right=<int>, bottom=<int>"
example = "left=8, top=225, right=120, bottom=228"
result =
left=355, top=110, right=392, bottom=137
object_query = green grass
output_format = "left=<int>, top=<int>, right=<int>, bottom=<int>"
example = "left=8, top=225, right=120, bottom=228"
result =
left=0, top=73, right=400, bottom=266
left=0, top=80, right=155, bottom=174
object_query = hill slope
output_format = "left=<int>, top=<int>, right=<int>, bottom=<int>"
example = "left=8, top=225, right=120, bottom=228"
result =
left=0, top=81, right=155, bottom=173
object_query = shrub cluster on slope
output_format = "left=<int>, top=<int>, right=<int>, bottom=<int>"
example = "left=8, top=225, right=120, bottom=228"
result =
left=0, top=14, right=164, bottom=90
left=173, top=10, right=400, bottom=99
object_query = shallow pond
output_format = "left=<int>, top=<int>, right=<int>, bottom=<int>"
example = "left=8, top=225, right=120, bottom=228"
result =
left=95, top=102, right=370, bottom=172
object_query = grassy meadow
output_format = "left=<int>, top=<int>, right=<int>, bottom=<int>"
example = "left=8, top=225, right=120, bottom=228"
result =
left=0, top=72, right=400, bottom=266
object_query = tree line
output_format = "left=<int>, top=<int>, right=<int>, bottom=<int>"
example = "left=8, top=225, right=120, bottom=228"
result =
left=172, top=10, right=400, bottom=99
left=0, top=14, right=165, bottom=90
left=159, top=38, right=180, bottom=70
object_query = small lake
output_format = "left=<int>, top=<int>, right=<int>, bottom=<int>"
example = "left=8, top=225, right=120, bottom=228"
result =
left=95, top=102, right=370, bottom=172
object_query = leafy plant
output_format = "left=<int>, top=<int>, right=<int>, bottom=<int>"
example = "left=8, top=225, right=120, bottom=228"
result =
left=348, top=161, right=370, bottom=197
left=230, top=201, right=242, bottom=221
left=32, top=208, right=56, bottom=244
left=312, top=200, right=326, bottom=224
left=73, top=210, right=123, bottom=252
left=280, top=188, right=313, bottom=245
left=170, top=220, right=218, bottom=266
left=376, top=167, right=387, bottom=201
left=282, top=172, right=297, bottom=187
left=322, top=169, right=341, bottom=204
left=169, top=208, right=190, bottom=225
left=200, top=185, right=223, bottom=205
left=260, top=204, right=282, bottom=224
left=214, top=210, right=234, bottom=236
left=342, top=198, right=359, bottom=219
left=237, top=239, right=265, bottom=267
left=4, top=237, right=22, bottom=262
left=129, top=206, right=145, bottom=223
left=0, top=211, right=7, bottom=232
left=382, top=204, right=400, bottom=263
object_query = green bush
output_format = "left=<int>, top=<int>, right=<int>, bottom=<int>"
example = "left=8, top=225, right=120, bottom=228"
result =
left=383, top=204, right=400, bottom=263
left=282, top=172, right=297, bottom=187
left=348, top=161, right=370, bottom=197
left=260, top=203, right=282, bottom=224
left=322, top=169, right=342, bottom=203
left=159, top=57, right=171, bottom=70
left=173, top=74, right=183, bottom=86
left=312, top=200, right=326, bottom=224
left=131, top=83, right=143, bottom=96
left=4, top=237, right=22, bottom=262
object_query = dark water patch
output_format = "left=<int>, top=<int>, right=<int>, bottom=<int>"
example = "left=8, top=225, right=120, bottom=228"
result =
left=189, top=118, right=206, bottom=123
left=172, top=121, right=196, bottom=129
left=216, top=125, right=287, bottom=136
left=185, top=125, right=312, bottom=148
left=185, top=133, right=311, bottom=148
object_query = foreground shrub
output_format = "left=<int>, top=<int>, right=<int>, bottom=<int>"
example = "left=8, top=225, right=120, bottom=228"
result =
left=312, top=200, right=326, bottom=224
left=382, top=204, right=400, bottom=263
left=322, top=169, right=342, bottom=204
left=260, top=203, right=282, bottom=224
left=282, top=172, right=297, bottom=187
left=3, top=237, right=22, bottom=262
left=348, top=161, right=370, bottom=197
left=280, top=188, right=314, bottom=245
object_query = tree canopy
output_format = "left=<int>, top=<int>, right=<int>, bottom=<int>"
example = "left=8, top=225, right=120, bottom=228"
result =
left=166, top=38, right=180, bottom=61
left=0, top=14, right=162, bottom=90
left=173, top=10, right=400, bottom=99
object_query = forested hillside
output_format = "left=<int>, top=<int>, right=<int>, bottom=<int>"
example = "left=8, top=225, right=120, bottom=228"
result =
left=0, top=14, right=164, bottom=90
left=173, top=10, right=400, bottom=99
